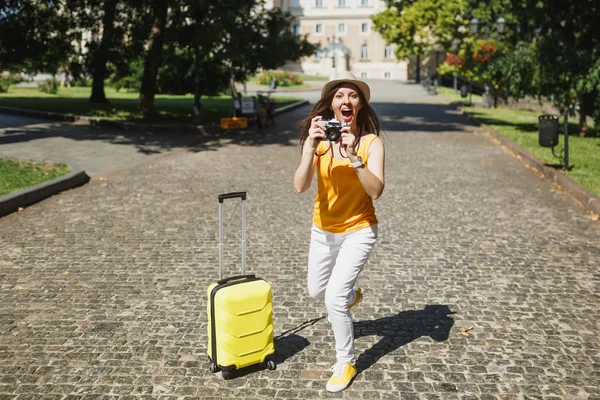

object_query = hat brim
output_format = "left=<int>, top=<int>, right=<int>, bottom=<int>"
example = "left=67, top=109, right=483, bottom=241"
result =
left=321, top=79, right=370, bottom=102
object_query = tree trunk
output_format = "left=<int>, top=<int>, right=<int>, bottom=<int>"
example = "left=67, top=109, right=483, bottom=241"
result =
left=192, top=44, right=202, bottom=122
left=578, top=93, right=588, bottom=137
left=89, top=0, right=119, bottom=104
left=137, top=2, right=169, bottom=116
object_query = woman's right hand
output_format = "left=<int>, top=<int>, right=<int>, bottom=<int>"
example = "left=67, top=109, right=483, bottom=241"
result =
left=307, top=116, right=326, bottom=149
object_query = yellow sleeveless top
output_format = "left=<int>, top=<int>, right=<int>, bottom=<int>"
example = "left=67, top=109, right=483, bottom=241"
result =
left=313, top=134, right=379, bottom=233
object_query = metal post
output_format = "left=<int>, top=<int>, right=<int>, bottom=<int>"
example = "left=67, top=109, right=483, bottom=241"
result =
left=483, top=85, right=491, bottom=108
left=563, top=110, right=569, bottom=171
left=469, top=81, right=473, bottom=106
left=453, top=73, right=457, bottom=93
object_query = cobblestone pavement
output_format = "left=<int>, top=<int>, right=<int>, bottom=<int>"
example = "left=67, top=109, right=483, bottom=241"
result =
left=0, top=117, right=200, bottom=177
left=1, top=81, right=599, bottom=399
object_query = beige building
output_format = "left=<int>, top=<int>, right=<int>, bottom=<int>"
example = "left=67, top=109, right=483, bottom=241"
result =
left=266, top=0, right=409, bottom=81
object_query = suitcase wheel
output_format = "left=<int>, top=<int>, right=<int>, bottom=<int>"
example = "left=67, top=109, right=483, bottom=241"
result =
left=222, top=370, right=233, bottom=380
left=266, top=360, right=276, bottom=370
left=209, top=361, right=220, bottom=373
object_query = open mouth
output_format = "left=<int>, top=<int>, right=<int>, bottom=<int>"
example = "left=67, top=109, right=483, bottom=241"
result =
left=341, top=109, right=353, bottom=122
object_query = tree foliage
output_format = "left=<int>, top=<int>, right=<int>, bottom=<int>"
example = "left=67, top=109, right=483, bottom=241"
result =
left=0, top=1, right=74, bottom=73
left=372, top=0, right=470, bottom=59
left=0, top=0, right=313, bottom=119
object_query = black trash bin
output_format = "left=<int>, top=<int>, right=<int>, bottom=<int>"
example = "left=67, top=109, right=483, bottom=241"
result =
left=538, top=114, right=559, bottom=147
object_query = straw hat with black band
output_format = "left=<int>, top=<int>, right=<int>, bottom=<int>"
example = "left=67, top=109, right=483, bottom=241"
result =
left=321, top=71, right=370, bottom=102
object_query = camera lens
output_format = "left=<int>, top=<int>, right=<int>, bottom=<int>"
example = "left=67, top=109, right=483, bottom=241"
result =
left=326, top=128, right=341, bottom=141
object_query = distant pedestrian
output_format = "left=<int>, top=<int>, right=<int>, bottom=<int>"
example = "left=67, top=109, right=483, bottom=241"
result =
left=61, top=67, right=71, bottom=88
left=269, top=78, right=278, bottom=90
left=293, top=71, right=385, bottom=392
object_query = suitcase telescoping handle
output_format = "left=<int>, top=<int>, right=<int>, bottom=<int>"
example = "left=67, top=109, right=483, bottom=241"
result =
left=218, top=191, right=247, bottom=280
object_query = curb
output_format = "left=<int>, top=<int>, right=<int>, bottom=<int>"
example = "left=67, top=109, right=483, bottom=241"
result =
left=274, top=100, right=309, bottom=115
left=459, top=107, right=600, bottom=217
left=0, top=163, right=90, bottom=218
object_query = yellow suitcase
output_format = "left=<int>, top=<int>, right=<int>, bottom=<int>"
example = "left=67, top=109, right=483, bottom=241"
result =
left=207, top=192, right=275, bottom=377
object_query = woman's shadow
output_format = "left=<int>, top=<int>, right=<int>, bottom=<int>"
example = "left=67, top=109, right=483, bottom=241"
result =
left=353, top=304, right=454, bottom=373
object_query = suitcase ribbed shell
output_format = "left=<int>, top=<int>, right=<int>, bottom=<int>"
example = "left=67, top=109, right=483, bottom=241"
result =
left=207, top=278, right=274, bottom=370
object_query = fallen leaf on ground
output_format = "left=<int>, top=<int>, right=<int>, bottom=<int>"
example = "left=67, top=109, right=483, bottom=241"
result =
left=17, top=285, right=24, bottom=291
left=460, top=326, right=474, bottom=336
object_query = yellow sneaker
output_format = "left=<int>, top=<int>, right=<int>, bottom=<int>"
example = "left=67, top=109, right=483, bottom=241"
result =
left=326, top=362, right=357, bottom=392
left=348, top=287, right=362, bottom=309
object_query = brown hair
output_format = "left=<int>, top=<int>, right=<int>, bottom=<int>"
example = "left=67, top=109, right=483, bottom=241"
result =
left=297, top=82, right=380, bottom=153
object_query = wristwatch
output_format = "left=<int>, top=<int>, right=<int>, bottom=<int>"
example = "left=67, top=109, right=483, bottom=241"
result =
left=350, top=156, right=365, bottom=169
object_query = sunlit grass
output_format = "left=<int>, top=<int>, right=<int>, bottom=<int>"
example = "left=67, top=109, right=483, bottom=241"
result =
left=0, top=86, right=302, bottom=124
left=0, top=157, right=71, bottom=197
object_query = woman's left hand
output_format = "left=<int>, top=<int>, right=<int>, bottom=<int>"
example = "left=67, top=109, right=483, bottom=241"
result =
left=340, top=127, right=357, bottom=156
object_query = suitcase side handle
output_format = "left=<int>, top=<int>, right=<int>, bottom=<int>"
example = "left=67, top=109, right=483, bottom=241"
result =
left=218, top=192, right=247, bottom=203
left=217, top=274, right=256, bottom=285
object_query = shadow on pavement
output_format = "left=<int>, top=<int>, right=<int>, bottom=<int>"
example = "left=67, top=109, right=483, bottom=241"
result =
left=372, top=102, right=476, bottom=134
left=354, top=304, right=454, bottom=374
left=217, top=317, right=320, bottom=380
left=0, top=101, right=476, bottom=156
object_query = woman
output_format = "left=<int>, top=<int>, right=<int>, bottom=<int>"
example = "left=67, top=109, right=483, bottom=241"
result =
left=293, top=71, right=385, bottom=392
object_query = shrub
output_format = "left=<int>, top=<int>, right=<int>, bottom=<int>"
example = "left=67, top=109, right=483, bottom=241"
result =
left=38, top=78, right=59, bottom=94
left=472, top=39, right=502, bottom=64
left=257, top=70, right=303, bottom=87
left=0, top=73, right=25, bottom=93
left=0, top=77, right=10, bottom=93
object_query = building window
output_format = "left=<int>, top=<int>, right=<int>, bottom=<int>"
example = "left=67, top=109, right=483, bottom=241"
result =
left=361, top=0, right=369, bottom=5
left=361, top=44, right=368, bottom=60
left=338, top=0, right=346, bottom=7
left=361, top=72, right=367, bottom=79
left=315, top=24, right=322, bottom=34
left=384, top=72, right=391, bottom=79
left=293, top=24, right=300, bottom=36
left=315, top=44, right=322, bottom=60
left=292, top=0, right=300, bottom=7
left=385, top=44, right=393, bottom=59
left=338, top=23, right=346, bottom=34
left=361, top=23, right=369, bottom=33
left=315, top=0, right=323, bottom=7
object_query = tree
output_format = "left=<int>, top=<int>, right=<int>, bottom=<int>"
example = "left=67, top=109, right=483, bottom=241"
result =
left=521, top=0, right=600, bottom=135
left=372, top=0, right=469, bottom=83
left=65, top=0, right=137, bottom=103
left=137, top=0, right=169, bottom=115
left=0, top=1, right=74, bottom=74
left=131, top=0, right=314, bottom=119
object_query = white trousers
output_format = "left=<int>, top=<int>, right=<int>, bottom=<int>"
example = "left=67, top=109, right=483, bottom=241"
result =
left=307, top=224, right=378, bottom=365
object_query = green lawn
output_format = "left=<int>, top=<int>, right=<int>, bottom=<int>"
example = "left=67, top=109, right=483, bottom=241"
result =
left=0, top=157, right=71, bottom=197
left=437, top=86, right=600, bottom=196
left=0, top=86, right=303, bottom=124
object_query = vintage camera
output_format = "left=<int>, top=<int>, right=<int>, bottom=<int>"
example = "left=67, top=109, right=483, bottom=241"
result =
left=317, top=119, right=348, bottom=141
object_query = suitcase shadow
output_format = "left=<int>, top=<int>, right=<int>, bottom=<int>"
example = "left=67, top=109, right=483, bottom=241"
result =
left=353, top=304, right=454, bottom=374
left=221, top=317, right=321, bottom=379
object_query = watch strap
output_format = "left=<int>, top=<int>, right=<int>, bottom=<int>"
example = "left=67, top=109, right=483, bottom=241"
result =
left=350, top=156, right=364, bottom=169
